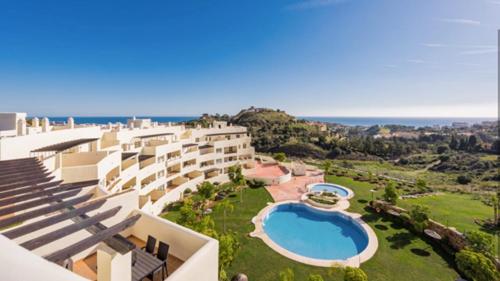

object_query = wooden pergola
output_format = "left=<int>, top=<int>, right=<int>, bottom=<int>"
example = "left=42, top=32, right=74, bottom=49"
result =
left=0, top=157, right=140, bottom=266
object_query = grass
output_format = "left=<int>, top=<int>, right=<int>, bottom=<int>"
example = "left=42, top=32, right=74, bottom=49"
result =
left=397, top=192, right=493, bottom=234
left=162, top=178, right=460, bottom=281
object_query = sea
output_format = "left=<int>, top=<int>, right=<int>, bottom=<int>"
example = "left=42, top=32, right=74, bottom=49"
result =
left=43, top=116, right=497, bottom=128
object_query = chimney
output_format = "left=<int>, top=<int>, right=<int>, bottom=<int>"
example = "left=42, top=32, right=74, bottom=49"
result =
left=67, top=117, right=75, bottom=129
left=42, top=117, right=50, bottom=132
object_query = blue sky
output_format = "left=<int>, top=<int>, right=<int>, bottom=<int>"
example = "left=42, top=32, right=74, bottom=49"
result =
left=0, top=0, right=498, bottom=117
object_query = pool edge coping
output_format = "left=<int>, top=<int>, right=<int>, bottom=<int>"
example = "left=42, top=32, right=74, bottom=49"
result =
left=307, top=183, right=355, bottom=200
left=250, top=200, right=378, bottom=268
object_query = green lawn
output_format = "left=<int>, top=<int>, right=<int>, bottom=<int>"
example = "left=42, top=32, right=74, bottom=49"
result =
left=162, top=177, right=460, bottom=281
left=397, top=192, right=493, bottom=234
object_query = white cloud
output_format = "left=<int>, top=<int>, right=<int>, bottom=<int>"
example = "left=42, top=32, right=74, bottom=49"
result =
left=422, top=43, right=445, bottom=48
left=383, top=64, right=398, bottom=68
left=460, top=48, right=497, bottom=55
left=407, top=59, right=427, bottom=64
left=286, top=0, right=348, bottom=10
left=439, top=18, right=481, bottom=25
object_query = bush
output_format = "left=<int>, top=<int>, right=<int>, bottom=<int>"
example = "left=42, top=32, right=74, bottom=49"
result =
left=409, top=205, right=429, bottom=232
left=308, top=274, right=324, bottom=281
left=465, top=230, right=495, bottom=257
left=437, top=145, right=449, bottom=154
left=248, top=179, right=266, bottom=189
left=183, top=188, right=192, bottom=195
left=455, top=250, right=499, bottom=281
left=457, top=175, right=472, bottom=185
left=279, top=268, right=294, bottom=281
left=382, top=182, right=399, bottom=204
left=273, top=152, right=287, bottom=162
left=344, top=267, right=368, bottom=281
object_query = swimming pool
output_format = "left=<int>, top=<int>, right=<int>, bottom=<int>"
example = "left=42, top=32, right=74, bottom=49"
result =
left=310, top=183, right=350, bottom=197
left=262, top=203, right=369, bottom=260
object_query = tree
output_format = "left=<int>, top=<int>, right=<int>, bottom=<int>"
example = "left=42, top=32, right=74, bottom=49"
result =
left=436, top=145, right=449, bottom=154
left=219, top=232, right=240, bottom=270
left=344, top=267, right=368, bottom=281
left=382, top=182, right=398, bottom=204
left=457, top=175, right=472, bottom=185
left=273, top=152, right=287, bottom=162
left=465, top=230, right=495, bottom=258
left=228, top=165, right=246, bottom=186
left=322, top=160, right=333, bottom=176
left=308, top=274, right=324, bottom=281
left=176, top=198, right=198, bottom=229
left=409, top=204, right=429, bottom=232
left=415, top=179, right=428, bottom=193
left=279, top=268, right=294, bottom=281
left=198, top=181, right=215, bottom=200
left=216, top=199, right=235, bottom=233
left=455, top=250, right=499, bottom=281
left=228, top=165, right=246, bottom=203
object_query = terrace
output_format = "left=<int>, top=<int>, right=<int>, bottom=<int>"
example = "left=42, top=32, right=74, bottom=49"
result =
left=0, top=157, right=218, bottom=281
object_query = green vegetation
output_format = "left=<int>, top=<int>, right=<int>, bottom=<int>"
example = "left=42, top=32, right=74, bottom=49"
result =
left=397, top=193, right=492, bottom=233
left=343, top=267, right=367, bottom=281
left=382, top=182, right=398, bottom=204
left=162, top=176, right=460, bottom=280
left=273, top=152, right=287, bottom=162
left=464, top=230, right=495, bottom=258
left=408, top=205, right=430, bottom=233
left=455, top=250, right=499, bottom=281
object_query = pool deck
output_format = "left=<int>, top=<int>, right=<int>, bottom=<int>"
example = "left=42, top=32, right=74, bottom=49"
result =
left=250, top=200, right=379, bottom=268
left=265, top=170, right=324, bottom=202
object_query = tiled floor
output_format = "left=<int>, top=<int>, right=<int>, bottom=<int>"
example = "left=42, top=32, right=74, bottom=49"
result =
left=73, top=235, right=184, bottom=281
left=265, top=171, right=324, bottom=202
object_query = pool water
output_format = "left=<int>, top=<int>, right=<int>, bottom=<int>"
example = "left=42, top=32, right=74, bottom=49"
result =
left=263, top=203, right=368, bottom=260
left=311, top=183, right=349, bottom=197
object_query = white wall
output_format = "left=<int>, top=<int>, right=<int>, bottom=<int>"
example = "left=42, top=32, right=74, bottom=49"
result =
left=130, top=210, right=219, bottom=281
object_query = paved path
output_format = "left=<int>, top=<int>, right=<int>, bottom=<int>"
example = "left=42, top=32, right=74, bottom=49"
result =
left=265, top=171, right=324, bottom=202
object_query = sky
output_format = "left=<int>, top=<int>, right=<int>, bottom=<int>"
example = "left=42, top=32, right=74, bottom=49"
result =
left=0, top=0, right=498, bottom=117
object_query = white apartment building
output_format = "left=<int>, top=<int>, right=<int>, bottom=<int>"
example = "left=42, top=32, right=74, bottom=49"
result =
left=0, top=112, right=256, bottom=281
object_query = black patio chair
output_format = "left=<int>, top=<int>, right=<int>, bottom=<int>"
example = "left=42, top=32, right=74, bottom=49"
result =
left=141, top=235, right=157, bottom=255
left=148, top=241, right=170, bottom=280
left=156, top=241, right=170, bottom=278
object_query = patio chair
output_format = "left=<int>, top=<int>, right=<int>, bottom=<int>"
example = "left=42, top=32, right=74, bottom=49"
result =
left=149, top=241, right=170, bottom=280
left=142, top=235, right=157, bottom=255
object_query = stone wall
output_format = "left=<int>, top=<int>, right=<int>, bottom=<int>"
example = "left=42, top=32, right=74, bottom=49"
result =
left=370, top=200, right=467, bottom=251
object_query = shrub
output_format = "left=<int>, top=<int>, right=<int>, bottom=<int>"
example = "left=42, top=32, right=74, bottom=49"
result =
left=279, top=268, right=294, bottom=281
left=382, top=182, right=398, bottom=204
left=273, top=152, right=287, bottom=162
left=455, top=249, right=499, bottom=281
left=409, top=204, right=429, bottom=232
left=465, top=230, right=495, bottom=257
left=183, top=188, right=192, bottom=195
left=437, top=145, right=449, bottom=154
left=197, top=181, right=215, bottom=200
left=457, top=175, right=472, bottom=185
left=344, top=267, right=368, bottom=281
left=308, top=274, right=324, bottom=281
left=248, top=179, right=266, bottom=189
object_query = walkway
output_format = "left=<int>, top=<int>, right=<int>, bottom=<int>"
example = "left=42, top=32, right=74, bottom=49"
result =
left=265, top=170, right=323, bottom=202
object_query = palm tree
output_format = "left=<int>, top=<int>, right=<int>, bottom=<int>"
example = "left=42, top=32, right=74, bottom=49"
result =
left=216, top=200, right=234, bottom=233
left=228, top=165, right=246, bottom=203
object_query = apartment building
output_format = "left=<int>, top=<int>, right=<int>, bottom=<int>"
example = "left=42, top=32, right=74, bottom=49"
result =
left=0, top=112, right=255, bottom=281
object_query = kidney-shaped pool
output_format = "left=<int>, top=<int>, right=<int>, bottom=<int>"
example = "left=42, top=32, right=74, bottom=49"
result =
left=263, top=203, right=369, bottom=260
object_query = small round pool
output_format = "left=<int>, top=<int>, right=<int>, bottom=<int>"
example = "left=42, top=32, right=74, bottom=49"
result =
left=310, top=183, right=350, bottom=197
left=263, top=203, right=369, bottom=260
